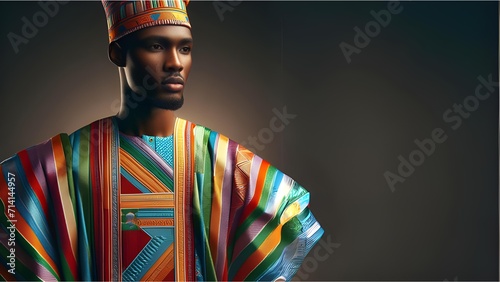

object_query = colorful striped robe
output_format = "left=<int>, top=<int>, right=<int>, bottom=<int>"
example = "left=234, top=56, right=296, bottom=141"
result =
left=0, top=116, right=323, bottom=281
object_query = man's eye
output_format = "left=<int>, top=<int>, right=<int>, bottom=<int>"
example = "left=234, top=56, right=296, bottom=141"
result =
left=180, top=46, right=191, bottom=53
left=150, top=44, right=163, bottom=50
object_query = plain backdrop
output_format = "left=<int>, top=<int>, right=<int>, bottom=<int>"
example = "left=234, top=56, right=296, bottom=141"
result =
left=0, top=1, right=498, bottom=281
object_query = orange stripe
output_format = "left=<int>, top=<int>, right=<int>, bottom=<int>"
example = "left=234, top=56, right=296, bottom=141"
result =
left=120, top=148, right=171, bottom=193
left=209, top=135, right=229, bottom=263
left=0, top=168, right=60, bottom=274
left=142, top=243, right=174, bottom=280
left=120, top=193, right=174, bottom=208
left=233, top=225, right=283, bottom=281
left=240, top=161, right=270, bottom=224
left=18, top=151, right=50, bottom=220
left=100, top=121, right=112, bottom=280
left=14, top=216, right=60, bottom=274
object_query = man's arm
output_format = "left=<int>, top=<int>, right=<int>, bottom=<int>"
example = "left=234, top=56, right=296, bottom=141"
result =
left=0, top=134, right=78, bottom=281
left=190, top=124, right=324, bottom=281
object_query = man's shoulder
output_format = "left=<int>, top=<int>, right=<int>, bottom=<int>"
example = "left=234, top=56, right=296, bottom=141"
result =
left=2, top=116, right=114, bottom=163
left=68, top=116, right=115, bottom=138
left=0, top=131, right=71, bottom=165
left=182, top=118, right=258, bottom=163
left=184, top=118, right=238, bottom=144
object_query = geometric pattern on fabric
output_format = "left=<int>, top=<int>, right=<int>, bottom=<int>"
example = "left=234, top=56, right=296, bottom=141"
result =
left=120, top=132, right=176, bottom=281
left=101, top=0, right=191, bottom=42
left=0, top=116, right=324, bottom=281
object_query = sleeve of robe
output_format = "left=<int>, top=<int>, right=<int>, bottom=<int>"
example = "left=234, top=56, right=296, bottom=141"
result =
left=0, top=134, right=79, bottom=281
left=191, top=126, right=324, bottom=281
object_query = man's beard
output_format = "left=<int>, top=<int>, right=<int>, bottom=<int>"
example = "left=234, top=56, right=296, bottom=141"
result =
left=146, top=94, right=184, bottom=111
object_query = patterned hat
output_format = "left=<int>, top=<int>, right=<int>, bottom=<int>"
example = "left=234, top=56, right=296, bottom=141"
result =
left=102, top=0, right=191, bottom=43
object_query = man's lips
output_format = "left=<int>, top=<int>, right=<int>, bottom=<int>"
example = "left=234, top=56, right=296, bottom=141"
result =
left=161, top=77, right=184, bottom=92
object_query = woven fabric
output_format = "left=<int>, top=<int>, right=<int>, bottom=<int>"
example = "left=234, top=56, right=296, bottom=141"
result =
left=0, top=117, right=324, bottom=281
left=102, top=0, right=191, bottom=42
left=141, top=135, right=174, bottom=168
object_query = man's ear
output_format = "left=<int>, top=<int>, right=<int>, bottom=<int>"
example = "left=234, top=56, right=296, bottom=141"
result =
left=108, top=41, right=126, bottom=67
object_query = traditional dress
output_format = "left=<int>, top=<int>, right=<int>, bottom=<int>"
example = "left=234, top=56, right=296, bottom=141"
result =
left=0, top=117, right=323, bottom=281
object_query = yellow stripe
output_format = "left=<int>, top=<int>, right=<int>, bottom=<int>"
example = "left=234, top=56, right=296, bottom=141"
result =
left=52, top=136, right=78, bottom=266
left=209, top=134, right=229, bottom=263
left=174, top=118, right=186, bottom=281
left=120, top=148, right=171, bottom=192
left=120, top=193, right=174, bottom=208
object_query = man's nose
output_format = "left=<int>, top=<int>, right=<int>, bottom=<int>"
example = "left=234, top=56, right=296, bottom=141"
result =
left=163, top=49, right=183, bottom=72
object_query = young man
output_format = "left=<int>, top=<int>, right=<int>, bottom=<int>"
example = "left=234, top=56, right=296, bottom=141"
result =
left=0, top=1, right=323, bottom=281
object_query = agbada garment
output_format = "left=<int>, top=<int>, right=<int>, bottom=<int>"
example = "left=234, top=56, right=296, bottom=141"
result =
left=0, top=117, right=323, bottom=281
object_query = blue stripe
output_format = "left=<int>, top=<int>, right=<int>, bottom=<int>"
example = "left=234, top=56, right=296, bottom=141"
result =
left=75, top=185, right=91, bottom=280
left=122, top=227, right=174, bottom=280
left=136, top=208, right=174, bottom=218
left=2, top=157, right=58, bottom=264
left=264, top=170, right=285, bottom=211
left=121, top=167, right=152, bottom=193
left=208, top=131, right=218, bottom=168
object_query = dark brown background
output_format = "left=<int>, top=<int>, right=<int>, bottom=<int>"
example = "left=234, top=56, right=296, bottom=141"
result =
left=0, top=1, right=498, bottom=281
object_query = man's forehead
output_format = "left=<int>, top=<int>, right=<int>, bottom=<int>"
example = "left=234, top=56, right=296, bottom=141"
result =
left=129, top=25, right=193, bottom=43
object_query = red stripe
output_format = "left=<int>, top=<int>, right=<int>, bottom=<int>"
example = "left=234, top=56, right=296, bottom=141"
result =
left=239, top=161, right=270, bottom=224
left=0, top=179, right=60, bottom=276
left=101, top=123, right=111, bottom=280
left=186, top=122, right=196, bottom=280
left=89, top=123, right=103, bottom=280
left=18, top=151, right=50, bottom=220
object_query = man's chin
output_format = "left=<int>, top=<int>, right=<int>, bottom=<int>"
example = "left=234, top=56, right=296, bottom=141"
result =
left=146, top=94, right=184, bottom=111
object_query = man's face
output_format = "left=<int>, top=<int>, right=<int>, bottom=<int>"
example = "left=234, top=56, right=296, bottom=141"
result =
left=120, top=25, right=193, bottom=110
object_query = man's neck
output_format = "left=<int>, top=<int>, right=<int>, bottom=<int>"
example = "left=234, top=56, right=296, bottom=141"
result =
left=116, top=106, right=176, bottom=137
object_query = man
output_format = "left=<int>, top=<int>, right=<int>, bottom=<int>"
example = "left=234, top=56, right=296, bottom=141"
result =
left=0, top=0, right=323, bottom=281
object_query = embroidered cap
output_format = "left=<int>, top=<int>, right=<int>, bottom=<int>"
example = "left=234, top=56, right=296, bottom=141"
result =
left=102, top=0, right=191, bottom=43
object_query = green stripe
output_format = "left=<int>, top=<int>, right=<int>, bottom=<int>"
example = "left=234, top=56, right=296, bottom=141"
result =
left=201, top=130, right=214, bottom=237
left=75, top=126, right=94, bottom=269
left=231, top=197, right=286, bottom=275
left=120, top=6, right=126, bottom=19
left=0, top=242, right=41, bottom=281
left=193, top=126, right=217, bottom=280
left=59, top=134, right=76, bottom=280
left=246, top=216, right=304, bottom=281
left=193, top=172, right=217, bottom=281
left=0, top=202, right=60, bottom=280
left=228, top=166, right=281, bottom=279
left=60, top=134, right=77, bottom=220
left=120, top=136, right=173, bottom=190
left=232, top=166, right=277, bottom=241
